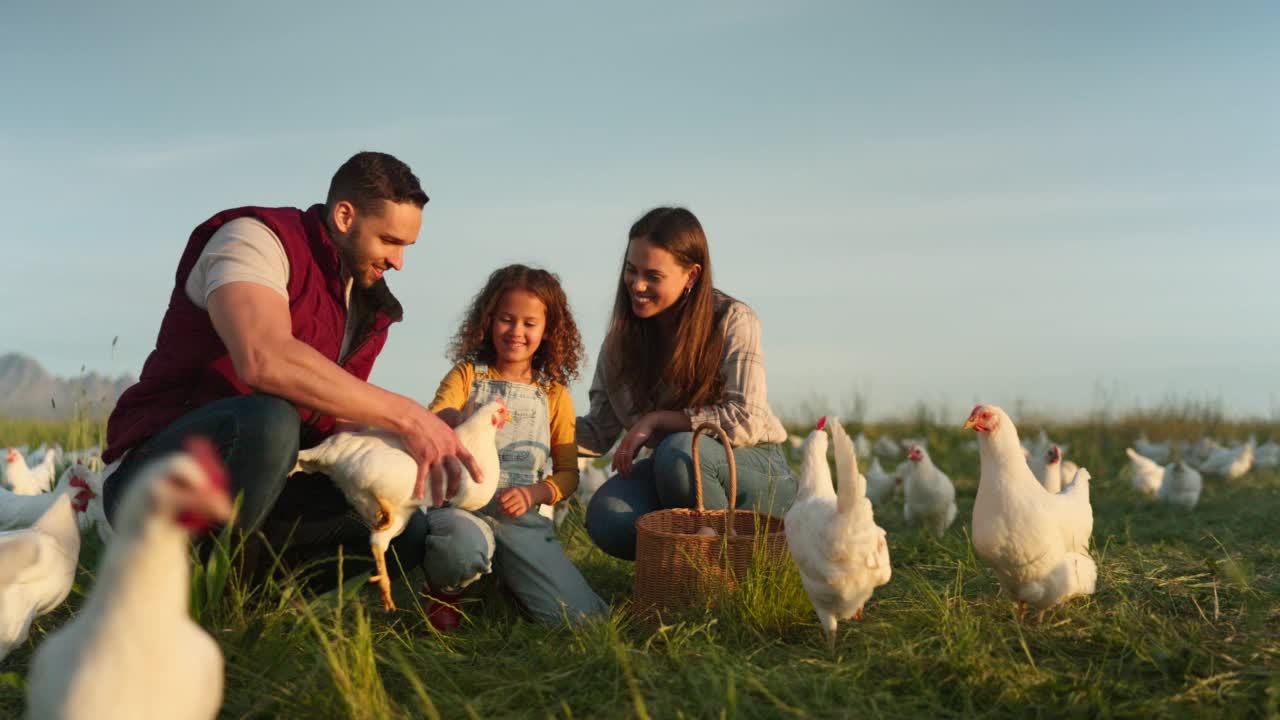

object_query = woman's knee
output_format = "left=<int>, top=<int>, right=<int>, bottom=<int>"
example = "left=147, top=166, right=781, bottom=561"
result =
left=653, top=432, right=696, bottom=494
left=585, top=484, right=639, bottom=561
left=655, top=432, right=731, bottom=508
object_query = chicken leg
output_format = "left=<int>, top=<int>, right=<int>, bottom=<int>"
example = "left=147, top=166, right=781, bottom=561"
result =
left=368, top=496, right=396, bottom=611
left=370, top=542, right=396, bottom=611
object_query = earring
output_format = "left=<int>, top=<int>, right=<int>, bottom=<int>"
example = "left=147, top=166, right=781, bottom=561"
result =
left=683, top=286, right=692, bottom=298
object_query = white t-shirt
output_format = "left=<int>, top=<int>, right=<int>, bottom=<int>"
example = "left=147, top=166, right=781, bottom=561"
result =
left=101, top=218, right=365, bottom=482
left=184, top=217, right=360, bottom=362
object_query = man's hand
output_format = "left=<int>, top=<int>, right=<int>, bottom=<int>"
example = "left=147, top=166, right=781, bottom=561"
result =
left=205, top=282, right=478, bottom=496
left=397, top=404, right=484, bottom=504
left=333, top=418, right=366, bottom=434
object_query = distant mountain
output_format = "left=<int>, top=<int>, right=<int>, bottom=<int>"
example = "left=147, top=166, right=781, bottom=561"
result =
left=0, top=353, right=135, bottom=419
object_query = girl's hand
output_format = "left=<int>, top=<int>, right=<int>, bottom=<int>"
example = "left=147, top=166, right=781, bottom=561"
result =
left=498, top=484, right=552, bottom=518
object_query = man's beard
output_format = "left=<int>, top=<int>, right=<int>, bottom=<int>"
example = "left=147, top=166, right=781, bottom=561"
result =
left=331, top=228, right=369, bottom=287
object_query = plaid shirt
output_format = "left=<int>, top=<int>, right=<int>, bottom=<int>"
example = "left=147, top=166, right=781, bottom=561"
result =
left=576, top=297, right=788, bottom=454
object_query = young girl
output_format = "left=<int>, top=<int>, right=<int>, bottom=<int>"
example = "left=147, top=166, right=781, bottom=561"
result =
left=578, top=206, right=797, bottom=560
left=423, top=264, right=606, bottom=627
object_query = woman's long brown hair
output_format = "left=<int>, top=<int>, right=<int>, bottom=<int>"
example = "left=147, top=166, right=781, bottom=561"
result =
left=604, top=207, right=728, bottom=415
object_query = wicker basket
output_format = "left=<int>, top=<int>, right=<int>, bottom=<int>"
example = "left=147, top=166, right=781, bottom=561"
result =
left=632, top=423, right=788, bottom=615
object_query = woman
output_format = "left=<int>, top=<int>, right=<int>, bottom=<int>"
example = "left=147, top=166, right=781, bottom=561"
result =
left=578, top=206, right=796, bottom=560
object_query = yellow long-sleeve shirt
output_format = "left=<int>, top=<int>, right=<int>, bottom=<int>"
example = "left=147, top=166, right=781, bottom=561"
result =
left=429, top=361, right=579, bottom=503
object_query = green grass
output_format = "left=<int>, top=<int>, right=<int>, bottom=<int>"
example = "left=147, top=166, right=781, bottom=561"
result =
left=1, top=416, right=1277, bottom=719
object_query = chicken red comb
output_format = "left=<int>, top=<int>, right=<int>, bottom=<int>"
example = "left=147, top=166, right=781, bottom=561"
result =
left=6, top=449, right=16, bottom=461
left=182, top=436, right=229, bottom=493
left=816, top=416, right=828, bottom=431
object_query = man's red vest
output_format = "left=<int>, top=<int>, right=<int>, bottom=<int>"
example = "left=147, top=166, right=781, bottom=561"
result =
left=104, top=204, right=402, bottom=463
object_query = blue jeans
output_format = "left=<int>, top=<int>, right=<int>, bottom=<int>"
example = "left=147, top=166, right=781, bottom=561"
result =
left=101, top=394, right=430, bottom=589
left=585, top=432, right=796, bottom=561
left=102, top=394, right=302, bottom=531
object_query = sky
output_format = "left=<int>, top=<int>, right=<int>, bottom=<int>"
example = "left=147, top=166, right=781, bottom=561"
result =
left=2, top=1, right=1278, bottom=422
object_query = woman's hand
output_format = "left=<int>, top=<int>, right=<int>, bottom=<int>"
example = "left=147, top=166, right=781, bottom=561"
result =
left=612, top=411, right=693, bottom=475
left=612, top=413, right=659, bottom=475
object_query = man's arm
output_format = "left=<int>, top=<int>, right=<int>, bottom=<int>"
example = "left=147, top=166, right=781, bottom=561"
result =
left=207, top=281, right=482, bottom=501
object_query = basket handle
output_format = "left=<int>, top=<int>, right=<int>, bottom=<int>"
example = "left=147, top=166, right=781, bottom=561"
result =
left=691, top=423, right=737, bottom=531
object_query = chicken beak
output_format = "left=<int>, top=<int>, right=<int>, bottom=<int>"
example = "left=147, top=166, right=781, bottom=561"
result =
left=962, top=419, right=977, bottom=431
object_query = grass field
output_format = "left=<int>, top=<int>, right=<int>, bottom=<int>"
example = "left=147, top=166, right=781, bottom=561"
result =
left=0, top=413, right=1277, bottom=719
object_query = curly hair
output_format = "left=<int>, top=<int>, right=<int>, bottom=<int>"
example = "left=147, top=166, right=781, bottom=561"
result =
left=447, top=264, right=584, bottom=388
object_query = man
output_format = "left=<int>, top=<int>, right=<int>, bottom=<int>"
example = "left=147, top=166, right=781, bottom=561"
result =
left=101, top=151, right=485, bottom=591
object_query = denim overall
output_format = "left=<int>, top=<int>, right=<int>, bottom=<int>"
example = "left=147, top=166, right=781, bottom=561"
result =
left=423, top=364, right=605, bottom=623
left=464, top=363, right=551, bottom=492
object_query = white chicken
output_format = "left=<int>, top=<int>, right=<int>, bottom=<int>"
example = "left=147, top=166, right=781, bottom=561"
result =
left=547, top=502, right=567, bottom=527
left=864, top=457, right=900, bottom=509
left=1134, top=434, right=1171, bottom=464
left=1158, top=461, right=1202, bottom=509
left=901, top=443, right=957, bottom=538
left=0, top=476, right=83, bottom=661
left=785, top=417, right=891, bottom=652
left=1186, top=437, right=1224, bottom=468
left=966, top=404, right=1095, bottom=615
left=1061, top=460, right=1080, bottom=484
left=874, top=435, right=901, bottom=457
left=0, top=463, right=97, bottom=533
left=1032, top=446, right=1065, bottom=494
left=80, top=466, right=114, bottom=546
left=553, top=460, right=610, bottom=529
left=25, top=437, right=233, bottom=720
left=854, top=432, right=873, bottom=460
left=1199, top=440, right=1254, bottom=480
left=1028, top=444, right=1052, bottom=486
left=1126, top=447, right=1165, bottom=497
left=1029, top=429, right=1072, bottom=462
left=31, top=450, right=59, bottom=491
left=4, top=448, right=55, bottom=496
left=295, top=399, right=510, bottom=611
left=1026, top=429, right=1051, bottom=460
left=64, top=447, right=103, bottom=472
left=900, top=436, right=928, bottom=452
left=576, top=458, right=608, bottom=511
left=25, top=443, right=55, bottom=465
